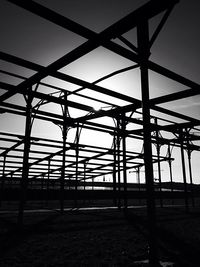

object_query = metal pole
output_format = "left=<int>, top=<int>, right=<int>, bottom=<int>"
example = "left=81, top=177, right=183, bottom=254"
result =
left=46, top=158, right=51, bottom=205
left=155, top=119, right=163, bottom=207
left=168, top=145, right=173, bottom=193
left=122, top=113, right=127, bottom=209
left=179, top=128, right=189, bottom=212
left=0, top=155, right=6, bottom=207
left=113, top=132, right=117, bottom=206
left=168, top=145, right=174, bottom=205
left=84, top=162, right=86, bottom=191
left=187, top=149, right=195, bottom=207
left=9, top=173, right=13, bottom=204
left=137, top=20, right=159, bottom=265
left=60, top=92, right=67, bottom=214
left=83, top=161, right=86, bottom=204
left=18, top=88, right=33, bottom=225
left=117, top=118, right=121, bottom=210
left=75, top=123, right=79, bottom=208
left=92, top=177, right=94, bottom=190
left=137, top=167, right=141, bottom=192
left=186, top=130, right=195, bottom=207
left=136, top=167, right=141, bottom=205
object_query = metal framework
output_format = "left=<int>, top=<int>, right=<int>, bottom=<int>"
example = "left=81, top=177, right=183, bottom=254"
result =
left=1, top=0, right=200, bottom=264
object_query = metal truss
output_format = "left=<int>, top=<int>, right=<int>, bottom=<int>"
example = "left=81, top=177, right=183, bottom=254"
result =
left=0, top=0, right=200, bottom=264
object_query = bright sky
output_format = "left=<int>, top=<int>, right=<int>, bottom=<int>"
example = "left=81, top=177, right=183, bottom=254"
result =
left=0, top=0, right=200, bottom=184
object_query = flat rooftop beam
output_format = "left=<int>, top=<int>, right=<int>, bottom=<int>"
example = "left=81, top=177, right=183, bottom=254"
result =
left=1, top=0, right=178, bottom=102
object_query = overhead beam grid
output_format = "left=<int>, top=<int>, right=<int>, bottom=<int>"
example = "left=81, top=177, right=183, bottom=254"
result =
left=0, top=0, right=199, bottom=264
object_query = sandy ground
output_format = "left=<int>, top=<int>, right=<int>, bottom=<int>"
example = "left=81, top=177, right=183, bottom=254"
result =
left=0, top=202, right=200, bottom=266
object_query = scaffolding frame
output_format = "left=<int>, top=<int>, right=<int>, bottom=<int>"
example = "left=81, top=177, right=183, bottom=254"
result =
left=1, top=0, right=200, bottom=264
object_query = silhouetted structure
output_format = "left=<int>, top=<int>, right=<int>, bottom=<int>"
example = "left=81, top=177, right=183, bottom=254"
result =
left=0, top=0, right=200, bottom=265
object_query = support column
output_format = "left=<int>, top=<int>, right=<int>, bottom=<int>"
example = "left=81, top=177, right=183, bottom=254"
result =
left=167, top=145, right=174, bottom=205
left=137, top=20, right=159, bottom=265
left=84, top=161, right=87, bottom=191
left=9, top=173, right=13, bottom=191
left=113, top=132, right=117, bottom=206
left=18, top=88, right=33, bottom=225
left=122, top=113, right=127, bottom=209
left=167, top=145, right=173, bottom=193
left=155, top=119, right=163, bottom=207
left=0, top=154, right=6, bottom=207
left=187, top=140, right=195, bottom=207
left=83, top=161, right=87, bottom=204
left=60, top=92, right=67, bottom=214
left=117, top=117, right=121, bottom=210
left=188, top=151, right=194, bottom=207
left=137, top=167, right=141, bottom=192
left=75, top=123, right=80, bottom=208
left=46, top=158, right=51, bottom=205
left=179, top=128, right=189, bottom=212
left=137, top=167, right=141, bottom=204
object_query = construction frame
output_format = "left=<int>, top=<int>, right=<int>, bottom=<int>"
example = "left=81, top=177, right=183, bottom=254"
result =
left=1, top=0, right=200, bottom=264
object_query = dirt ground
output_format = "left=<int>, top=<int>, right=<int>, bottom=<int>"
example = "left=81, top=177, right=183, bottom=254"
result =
left=0, top=201, right=200, bottom=267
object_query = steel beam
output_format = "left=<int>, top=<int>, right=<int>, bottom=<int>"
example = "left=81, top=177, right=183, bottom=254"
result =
left=60, top=92, right=68, bottom=213
left=137, top=20, right=158, bottom=264
left=112, top=133, right=117, bottom=206
left=6, top=0, right=178, bottom=41
left=167, top=145, right=174, bottom=195
left=186, top=131, right=195, bottom=207
left=179, top=128, right=189, bottom=212
left=3, top=1, right=199, bottom=113
left=155, top=119, right=163, bottom=207
left=18, top=88, right=33, bottom=225
left=0, top=155, right=6, bottom=206
left=122, top=114, right=127, bottom=209
left=75, top=123, right=80, bottom=207
left=117, top=118, right=121, bottom=209
left=1, top=0, right=178, bottom=103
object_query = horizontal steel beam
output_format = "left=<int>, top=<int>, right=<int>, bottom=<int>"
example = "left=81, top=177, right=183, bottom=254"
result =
left=0, top=51, right=139, bottom=105
left=7, top=0, right=177, bottom=41
left=1, top=0, right=178, bottom=103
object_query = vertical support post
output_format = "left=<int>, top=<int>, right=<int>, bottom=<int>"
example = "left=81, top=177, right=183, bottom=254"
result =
left=168, top=145, right=174, bottom=205
left=179, top=128, right=189, bottom=212
left=113, top=132, right=117, bottom=206
left=137, top=167, right=141, bottom=204
left=84, top=162, right=86, bottom=191
left=168, top=145, right=173, bottom=192
left=0, top=155, right=6, bottom=207
left=137, top=167, right=141, bottom=192
left=137, top=20, right=159, bottom=264
left=9, top=173, right=13, bottom=195
left=122, top=113, right=127, bottom=209
left=41, top=174, right=45, bottom=204
left=186, top=131, right=195, bottom=207
left=155, top=119, right=163, bottom=207
left=46, top=158, right=51, bottom=205
left=117, top=117, right=121, bottom=210
left=75, top=123, right=79, bottom=208
left=83, top=161, right=86, bottom=204
left=60, top=92, right=67, bottom=214
left=18, top=88, right=33, bottom=225
left=188, top=150, right=194, bottom=207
